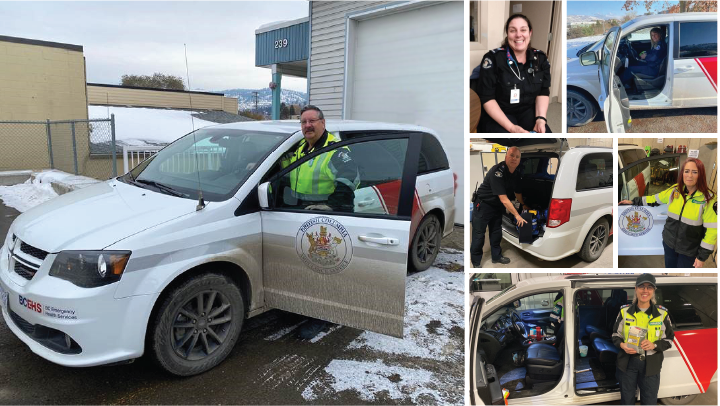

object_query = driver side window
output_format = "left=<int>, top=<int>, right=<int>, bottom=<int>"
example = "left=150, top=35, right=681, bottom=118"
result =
left=515, top=292, right=557, bottom=311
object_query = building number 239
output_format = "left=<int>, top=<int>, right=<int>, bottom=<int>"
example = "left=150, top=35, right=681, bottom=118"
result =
left=274, top=39, right=288, bottom=49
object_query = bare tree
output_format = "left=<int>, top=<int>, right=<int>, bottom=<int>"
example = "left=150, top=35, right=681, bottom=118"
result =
left=121, top=73, right=186, bottom=90
left=622, top=0, right=717, bottom=13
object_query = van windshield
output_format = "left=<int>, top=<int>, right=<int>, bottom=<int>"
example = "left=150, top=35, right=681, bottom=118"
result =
left=121, top=128, right=291, bottom=201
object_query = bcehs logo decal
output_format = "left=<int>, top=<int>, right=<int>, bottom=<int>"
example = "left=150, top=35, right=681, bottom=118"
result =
left=296, top=216, right=353, bottom=275
left=18, top=295, right=43, bottom=313
left=620, top=206, right=654, bottom=237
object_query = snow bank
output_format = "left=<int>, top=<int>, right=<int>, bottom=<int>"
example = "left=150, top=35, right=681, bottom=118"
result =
left=0, top=175, right=58, bottom=213
left=567, top=34, right=605, bottom=59
left=88, top=105, right=218, bottom=146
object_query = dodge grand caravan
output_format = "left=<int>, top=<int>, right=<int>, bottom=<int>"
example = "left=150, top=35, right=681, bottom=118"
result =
left=0, top=120, right=456, bottom=375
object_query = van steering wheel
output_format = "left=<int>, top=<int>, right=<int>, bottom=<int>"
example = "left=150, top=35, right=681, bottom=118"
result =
left=510, top=311, right=529, bottom=339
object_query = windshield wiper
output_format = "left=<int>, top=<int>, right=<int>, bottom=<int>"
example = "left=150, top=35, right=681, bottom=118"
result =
left=136, top=179, right=188, bottom=198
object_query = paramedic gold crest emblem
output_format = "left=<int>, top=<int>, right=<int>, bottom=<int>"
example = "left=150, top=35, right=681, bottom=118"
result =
left=620, top=206, right=654, bottom=237
left=296, top=216, right=353, bottom=275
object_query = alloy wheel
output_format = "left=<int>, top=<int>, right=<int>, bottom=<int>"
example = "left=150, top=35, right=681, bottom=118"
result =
left=171, top=290, right=233, bottom=361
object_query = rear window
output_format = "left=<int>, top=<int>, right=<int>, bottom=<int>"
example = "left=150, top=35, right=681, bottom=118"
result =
left=679, top=22, right=718, bottom=58
left=656, top=284, right=717, bottom=330
left=576, top=152, right=613, bottom=191
left=520, top=156, right=558, bottom=179
left=418, top=133, right=449, bottom=174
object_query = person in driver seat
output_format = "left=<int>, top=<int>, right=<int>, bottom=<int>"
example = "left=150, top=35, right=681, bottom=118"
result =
left=621, top=27, right=667, bottom=94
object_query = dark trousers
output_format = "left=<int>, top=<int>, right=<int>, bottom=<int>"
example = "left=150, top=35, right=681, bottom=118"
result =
left=470, top=202, right=503, bottom=266
left=617, top=357, right=661, bottom=405
left=621, top=65, right=658, bottom=84
left=478, top=106, right=552, bottom=133
left=663, top=241, right=696, bottom=268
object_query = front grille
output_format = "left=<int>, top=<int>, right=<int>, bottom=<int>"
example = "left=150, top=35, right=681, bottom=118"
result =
left=8, top=308, right=82, bottom=354
left=20, top=241, right=48, bottom=261
left=13, top=261, right=37, bottom=280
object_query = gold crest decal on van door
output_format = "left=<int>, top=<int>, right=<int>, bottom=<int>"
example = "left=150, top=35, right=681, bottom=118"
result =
left=296, top=216, right=353, bottom=274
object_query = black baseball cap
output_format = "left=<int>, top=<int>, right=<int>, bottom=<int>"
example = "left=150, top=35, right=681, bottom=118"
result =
left=636, top=273, right=657, bottom=288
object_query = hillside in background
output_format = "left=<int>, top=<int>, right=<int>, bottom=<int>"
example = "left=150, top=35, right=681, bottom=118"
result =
left=217, top=88, right=308, bottom=112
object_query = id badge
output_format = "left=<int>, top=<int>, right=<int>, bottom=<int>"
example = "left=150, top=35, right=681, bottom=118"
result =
left=510, top=88, right=520, bottom=104
left=656, top=329, right=660, bottom=338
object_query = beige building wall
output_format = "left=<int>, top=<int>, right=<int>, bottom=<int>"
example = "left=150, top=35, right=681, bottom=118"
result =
left=469, top=1, right=563, bottom=103
left=87, top=84, right=238, bottom=114
left=619, top=137, right=718, bottom=192
left=0, top=36, right=88, bottom=171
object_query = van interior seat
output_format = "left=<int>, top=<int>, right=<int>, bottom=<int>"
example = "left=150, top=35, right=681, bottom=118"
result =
left=525, top=324, right=564, bottom=388
left=586, top=290, right=627, bottom=341
left=592, top=337, right=620, bottom=367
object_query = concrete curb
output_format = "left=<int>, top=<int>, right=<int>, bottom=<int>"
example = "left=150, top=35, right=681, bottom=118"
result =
left=0, top=170, right=32, bottom=186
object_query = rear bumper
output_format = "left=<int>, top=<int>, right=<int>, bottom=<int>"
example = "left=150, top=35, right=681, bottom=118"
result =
left=502, top=225, right=583, bottom=261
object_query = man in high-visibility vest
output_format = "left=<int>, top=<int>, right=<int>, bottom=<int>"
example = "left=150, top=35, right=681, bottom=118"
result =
left=611, top=274, right=674, bottom=405
left=281, top=105, right=359, bottom=213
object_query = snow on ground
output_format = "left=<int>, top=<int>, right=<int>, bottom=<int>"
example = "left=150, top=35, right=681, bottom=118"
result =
left=302, top=250, right=464, bottom=404
left=567, top=34, right=605, bottom=60
left=89, top=105, right=218, bottom=146
left=0, top=173, right=59, bottom=212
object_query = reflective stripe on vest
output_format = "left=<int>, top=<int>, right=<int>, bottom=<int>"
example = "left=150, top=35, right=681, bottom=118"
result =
left=285, top=132, right=341, bottom=200
left=622, top=306, right=667, bottom=343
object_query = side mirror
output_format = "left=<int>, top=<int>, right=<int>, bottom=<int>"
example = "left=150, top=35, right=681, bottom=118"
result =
left=580, top=51, right=598, bottom=66
left=258, top=182, right=271, bottom=209
left=513, top=299, right=522, bottom=308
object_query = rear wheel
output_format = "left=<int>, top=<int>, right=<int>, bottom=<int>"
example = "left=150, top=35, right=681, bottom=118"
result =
left=567, top=89, right=597, bottom=127
left=409, top=214, right=441, bottom=272
left=151, top=273, right=244, bottom=376
left=660, top=395, right=699, bottom=405
left=578, top=218, right=609, bottom=262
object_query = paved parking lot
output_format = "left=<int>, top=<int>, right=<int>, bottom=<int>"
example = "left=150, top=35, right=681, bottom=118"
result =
left=568, top=107, right=717, bottom=133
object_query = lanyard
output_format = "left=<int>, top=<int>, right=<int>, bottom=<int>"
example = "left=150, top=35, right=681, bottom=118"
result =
left=506, top=48, right=524, bottom=82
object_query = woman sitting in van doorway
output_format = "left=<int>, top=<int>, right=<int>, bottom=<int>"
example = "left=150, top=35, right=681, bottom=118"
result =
left=611, top=274, right=674, bottom=405
left=620, top=27, right=667, bottom=94
left=620, top=157, right=717, bottom=268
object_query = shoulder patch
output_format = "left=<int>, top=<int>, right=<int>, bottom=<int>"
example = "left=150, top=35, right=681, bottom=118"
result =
left=657, top=305, right=667, bottom=311
left=655, top=45, right=661, bottom=50
left=482, top=58, right=493, bottom=69
left=495, top=170, right=503, bottom=178
left=337, top=150, right=352, bottom=163
left=620, top=304, right=630, bottom=308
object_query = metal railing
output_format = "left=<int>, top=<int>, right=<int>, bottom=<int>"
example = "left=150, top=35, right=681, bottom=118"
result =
left=123, top=145, right=225, bottom=174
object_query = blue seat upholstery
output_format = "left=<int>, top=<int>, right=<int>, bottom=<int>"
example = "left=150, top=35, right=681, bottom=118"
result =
left=592, top=337, right=619, bottom=366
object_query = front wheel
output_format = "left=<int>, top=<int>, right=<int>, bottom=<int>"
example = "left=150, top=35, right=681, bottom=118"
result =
left=409, top=214, right=441, bottom=272
left=660, top=395, right=699, bottom=405
left=567, top=89, right=598, bottom=127
left=578, top=218, right=609, bottom=262
left=150, top=273, right=244, bottom=376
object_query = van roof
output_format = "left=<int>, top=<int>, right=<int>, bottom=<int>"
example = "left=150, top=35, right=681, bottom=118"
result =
left=209, top=119, right=437, bottom=136
left=624, top=12, right=715, bottom=28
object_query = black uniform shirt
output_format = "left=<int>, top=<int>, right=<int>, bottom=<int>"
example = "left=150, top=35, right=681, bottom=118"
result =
left=472, top=47, right=551, bottom=115
left=475, top=162, right=523, bottom=208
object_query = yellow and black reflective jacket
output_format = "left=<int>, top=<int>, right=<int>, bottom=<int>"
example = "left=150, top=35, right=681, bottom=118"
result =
left=632, top=184, right=717, bottom=261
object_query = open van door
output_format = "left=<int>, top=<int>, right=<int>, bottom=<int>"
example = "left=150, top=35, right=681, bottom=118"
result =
left=470, top=296, right=503, bottom=405
left=617, top=154, right=682, bottom=255
left=597, top=27, right=632, bottom=133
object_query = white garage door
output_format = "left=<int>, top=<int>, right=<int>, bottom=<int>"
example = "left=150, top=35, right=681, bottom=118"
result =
left=346, top=1, right=464, bottom=224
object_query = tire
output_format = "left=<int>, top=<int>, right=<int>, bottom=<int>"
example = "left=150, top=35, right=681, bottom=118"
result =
left=150, top=273, right=244, bottom=376
left=567, top=89, right=598, bottom=127
left=409, top=214, right=442, bottom=272
left=660, top=395, right=699, bottom=405
left=578, top=218, right=609, bottom=262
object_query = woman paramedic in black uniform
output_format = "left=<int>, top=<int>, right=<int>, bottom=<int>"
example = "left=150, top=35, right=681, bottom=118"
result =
left=471, top=14, right=552, bottom=133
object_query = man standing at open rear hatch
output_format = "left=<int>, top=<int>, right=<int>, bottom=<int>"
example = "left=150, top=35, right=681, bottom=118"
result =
left=470, top=146, right=527, bottom=267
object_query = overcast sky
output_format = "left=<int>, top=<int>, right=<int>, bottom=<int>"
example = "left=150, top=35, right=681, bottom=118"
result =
left=0, top=1, right=309, bottom=92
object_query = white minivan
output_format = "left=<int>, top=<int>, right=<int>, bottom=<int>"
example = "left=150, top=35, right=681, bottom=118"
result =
left=483, top=138, right=613, bottom=262
left=0, top=120, right=455, bottom=376
left=571, top=12, right=717, bottom=131
left=470, top=274, right=718, bottom=405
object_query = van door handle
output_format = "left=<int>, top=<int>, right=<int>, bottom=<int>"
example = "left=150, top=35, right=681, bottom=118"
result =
left=357, top=199, right=374, bottom=207
left=674, top=66, right=694, bottom=73
left=359, top=235, right=399, bottom=245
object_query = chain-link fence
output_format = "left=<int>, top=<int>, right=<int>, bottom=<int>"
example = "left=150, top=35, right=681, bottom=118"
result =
left=0, top=116, right=117, bottom=180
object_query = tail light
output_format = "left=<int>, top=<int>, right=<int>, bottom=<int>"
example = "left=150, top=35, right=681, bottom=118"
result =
left=453, top=173, right=458, bottom=196
left=548, top=198, right=572, bottom=228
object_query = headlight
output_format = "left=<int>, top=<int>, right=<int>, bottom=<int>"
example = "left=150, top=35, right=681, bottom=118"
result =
left=49, top=251, right=131, bottom=288
left=5, top=229, right=15, bottom=251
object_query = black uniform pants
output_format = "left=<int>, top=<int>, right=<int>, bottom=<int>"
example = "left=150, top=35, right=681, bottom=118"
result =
left=478, top=105, right=552, bottom=133
left=471, top=202, right=503, bottom=266
left=617, top=356, right=660, bottom=405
